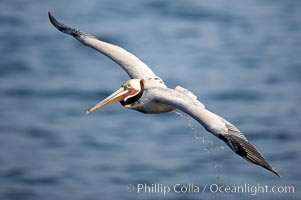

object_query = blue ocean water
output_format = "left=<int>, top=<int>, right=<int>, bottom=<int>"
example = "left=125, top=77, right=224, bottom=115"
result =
left=0, top=0, right=300, bottom=199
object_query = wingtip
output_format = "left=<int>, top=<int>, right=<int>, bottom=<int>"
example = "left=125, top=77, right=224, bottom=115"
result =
left=246, top=149, right=281, bottom=177
left=221, top=133, right=281, bottom=177
left=48, top=11, right=66, bottom=32
left=48, top=11, right=55, bottom=25
left=255, top=155, right=281, bottom=177
left=242, top=144, right=281, bottom=177
left=259, top=161, right=280, bottom=177
left=270, top=167, right=281, bottom=177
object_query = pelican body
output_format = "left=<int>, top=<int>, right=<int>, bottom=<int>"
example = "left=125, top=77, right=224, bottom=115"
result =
left=48, top=12, right=280, bottom=176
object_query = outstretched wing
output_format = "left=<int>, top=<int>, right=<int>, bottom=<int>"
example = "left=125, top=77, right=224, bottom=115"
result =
left=151, top=87, right=280, bottom=176
left=48, top=12, right=157, bottom=79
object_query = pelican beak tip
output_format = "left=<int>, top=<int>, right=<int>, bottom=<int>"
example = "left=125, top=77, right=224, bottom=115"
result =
left=86, top=109, right=91, bottom=116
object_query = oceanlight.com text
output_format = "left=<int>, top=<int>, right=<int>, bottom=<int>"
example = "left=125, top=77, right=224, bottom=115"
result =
left=125, top=183, right=295, bottom=196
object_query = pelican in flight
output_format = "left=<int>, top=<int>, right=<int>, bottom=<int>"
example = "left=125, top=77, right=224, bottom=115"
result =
left=48, top=12, right=279, bottom=176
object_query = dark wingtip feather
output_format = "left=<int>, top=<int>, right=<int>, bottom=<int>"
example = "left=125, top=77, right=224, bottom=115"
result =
left=48, top=12, right=94, bottom=40
left=274, top=170, right=281, bottom=177
left=48, top=12, right=59, bottom=30
left=48, top=12, right=68, bottom=32
left=268, top=166, right=280, bottom=177
left=222, top=134, right=280, bottom=177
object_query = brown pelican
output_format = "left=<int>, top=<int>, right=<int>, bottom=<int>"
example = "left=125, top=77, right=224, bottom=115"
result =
left=48, top=12, right=280, bottom=176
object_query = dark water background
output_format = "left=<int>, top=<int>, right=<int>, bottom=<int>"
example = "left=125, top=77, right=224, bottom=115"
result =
left=1, top=0, right=301, bottom=199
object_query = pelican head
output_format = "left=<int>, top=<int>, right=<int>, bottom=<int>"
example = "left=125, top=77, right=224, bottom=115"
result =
left=86, top=79, right=144, bottom=115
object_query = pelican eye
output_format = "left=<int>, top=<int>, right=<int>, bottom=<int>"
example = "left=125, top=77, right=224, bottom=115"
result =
left=122, top=85, right=131, bottom=90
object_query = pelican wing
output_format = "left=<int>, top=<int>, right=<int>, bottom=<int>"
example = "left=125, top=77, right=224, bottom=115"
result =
left=151, top=87, right=279, bottom=176
left=48, top=12, right=157, bottom=79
